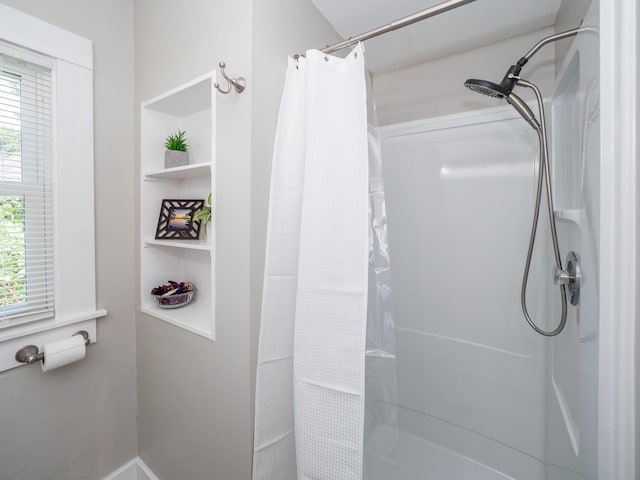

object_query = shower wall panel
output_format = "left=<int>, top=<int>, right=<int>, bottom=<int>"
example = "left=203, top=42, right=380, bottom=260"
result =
left=546, top=3, right=599, bottom=478
left=379, top=108, right=550, bottom=479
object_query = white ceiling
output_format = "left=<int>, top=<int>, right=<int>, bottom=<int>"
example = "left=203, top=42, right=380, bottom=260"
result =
left=310, top=0, right=562, bottom=73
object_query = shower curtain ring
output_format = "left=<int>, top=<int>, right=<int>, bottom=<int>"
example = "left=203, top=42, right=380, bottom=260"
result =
left=346, top=37, right=357, bottom=57
left=214, top=61, right=246, bottom=94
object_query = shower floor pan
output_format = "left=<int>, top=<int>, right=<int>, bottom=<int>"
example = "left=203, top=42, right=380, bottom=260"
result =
left=364, top=429, right=533, bottom=480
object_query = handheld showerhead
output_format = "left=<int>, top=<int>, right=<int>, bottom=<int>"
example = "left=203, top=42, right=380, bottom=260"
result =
left=464, top=28, right=589, bottom=107
left=464, top=63, right=523, bottom=98
left=464, top=79, right=510, bottom=98
left=505, top=92, right=540, bottom=130
left=464, top=71, right=539, bottom=130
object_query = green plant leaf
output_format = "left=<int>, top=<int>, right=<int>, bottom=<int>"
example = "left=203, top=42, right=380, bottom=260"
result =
left=193, top=193, right=212, bottom=226
left=193, top=206, right=211, bottom=225
left=164, top=130, right=189, bottom=151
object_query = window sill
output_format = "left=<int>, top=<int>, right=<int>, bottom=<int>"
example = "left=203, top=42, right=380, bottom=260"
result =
left=0, top=309, right=107, bottom=372
left=0, top=309, right=107, bottom=343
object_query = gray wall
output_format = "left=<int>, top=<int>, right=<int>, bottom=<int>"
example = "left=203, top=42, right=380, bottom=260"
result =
left=0, top=1, right=137, bottom=479
left=372, top=27, right=556, bottom=125
left=135, top=0, right=335, bottom=479
left=134, top=1, right=253, bottom=479
left=0, top=0, right=336, bottom=478
left=134, top=0, right=340, bottom=477
left=637, top=3, right=640, bottom=477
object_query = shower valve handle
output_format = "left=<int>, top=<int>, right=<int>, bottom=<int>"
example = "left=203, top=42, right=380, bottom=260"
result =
left=552, top=251, right=581, bottom=306
left=553, top=266, right=574, bottom=285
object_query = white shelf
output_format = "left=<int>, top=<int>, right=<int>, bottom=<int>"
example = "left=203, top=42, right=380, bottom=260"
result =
left=144, top=162, right=211, bottom=180
left=141, top=298, right=213, bottom=340
left=143, top=237, right=211, bottom=251
left=142, top=72, right=214, bottom=117
left=554, top=209, right=582, bottom=226
left=140, top=71, right=216, bottom=341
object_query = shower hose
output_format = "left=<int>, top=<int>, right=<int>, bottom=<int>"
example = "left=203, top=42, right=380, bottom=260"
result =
left=517, top=78, right=568, bottom=337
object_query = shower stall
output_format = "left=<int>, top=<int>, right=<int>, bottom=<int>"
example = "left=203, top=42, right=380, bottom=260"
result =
left=254, top=0, right=636, bottom=478
left=364, top=6, right=600, bottom=480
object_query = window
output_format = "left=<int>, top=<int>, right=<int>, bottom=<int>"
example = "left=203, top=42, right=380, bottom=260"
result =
left=0, top=5, right=104, bottom=371
left=0, top=50, right=54, bottom=327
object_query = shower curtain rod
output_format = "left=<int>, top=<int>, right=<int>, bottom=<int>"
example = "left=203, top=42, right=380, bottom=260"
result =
left=315, top=0, right=476, bottom=55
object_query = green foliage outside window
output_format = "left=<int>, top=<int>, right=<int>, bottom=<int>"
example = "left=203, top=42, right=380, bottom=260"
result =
left=0, top=195, right=26, bottom=307
left=0, top=84, right=26, bottom=307
left=0, top=126, right=20, bottom=154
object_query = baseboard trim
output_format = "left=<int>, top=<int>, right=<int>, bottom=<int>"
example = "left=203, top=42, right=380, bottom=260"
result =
left=136, top=458, right=161, bottom=480
left=103, top=457, right=160, bottom=480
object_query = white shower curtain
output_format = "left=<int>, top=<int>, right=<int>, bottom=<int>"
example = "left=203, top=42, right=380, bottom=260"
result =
left=252, top=45, right=370, bottom=480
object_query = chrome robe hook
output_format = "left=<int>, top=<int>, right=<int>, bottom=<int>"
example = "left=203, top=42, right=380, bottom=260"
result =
left=214, top=61, right=246, bottom=94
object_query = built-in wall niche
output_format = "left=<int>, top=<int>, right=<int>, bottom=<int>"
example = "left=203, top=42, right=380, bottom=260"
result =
left=140, top=72, right=216, bottom=340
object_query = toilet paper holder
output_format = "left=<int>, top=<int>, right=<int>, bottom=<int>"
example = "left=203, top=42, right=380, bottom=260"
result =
left=15, top=330, right=91, bottom=365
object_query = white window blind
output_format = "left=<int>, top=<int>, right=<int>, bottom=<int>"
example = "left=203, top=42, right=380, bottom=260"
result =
left=0, top=50, right=54, bottom=326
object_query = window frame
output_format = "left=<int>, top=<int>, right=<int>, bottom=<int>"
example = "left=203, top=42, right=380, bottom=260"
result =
left=0, top=4, right=106, bottom=371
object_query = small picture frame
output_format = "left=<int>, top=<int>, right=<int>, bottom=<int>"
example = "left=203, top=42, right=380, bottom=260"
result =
left=155, top=199, right=204, bottom=240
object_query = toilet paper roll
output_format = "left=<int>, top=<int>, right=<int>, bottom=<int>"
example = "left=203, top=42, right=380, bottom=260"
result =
left=41, top=335, right=86, bottom=372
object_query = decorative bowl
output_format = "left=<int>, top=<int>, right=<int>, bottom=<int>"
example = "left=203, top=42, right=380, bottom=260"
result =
left=152, top=289, right=195, bottom=309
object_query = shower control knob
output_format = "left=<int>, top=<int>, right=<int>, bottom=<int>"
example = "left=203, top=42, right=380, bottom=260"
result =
left=552, top=251, right=581, bottom=306
left=553, top=266, right=574, bottom=285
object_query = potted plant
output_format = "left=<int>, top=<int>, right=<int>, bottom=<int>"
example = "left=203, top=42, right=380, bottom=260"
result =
left=194, top=192, right=212, bottom=228
left=164, top=130, right=189, bottom=168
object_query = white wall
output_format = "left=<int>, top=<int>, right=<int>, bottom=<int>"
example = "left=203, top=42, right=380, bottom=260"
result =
left=373, top=8, right=600, bottom=480
left=380, top=110, right=549, bottom=479
left=0, top=1, right=137, bottom=478
left=373, top=27, right=556, bottom=125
